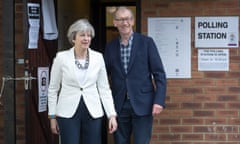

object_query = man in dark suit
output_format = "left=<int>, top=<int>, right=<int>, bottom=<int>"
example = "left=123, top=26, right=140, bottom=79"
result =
left=104, top=6, right=167, bottom=144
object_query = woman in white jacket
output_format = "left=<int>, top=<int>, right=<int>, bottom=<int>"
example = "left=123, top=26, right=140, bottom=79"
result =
left=48, top=19, right=117, bottom=144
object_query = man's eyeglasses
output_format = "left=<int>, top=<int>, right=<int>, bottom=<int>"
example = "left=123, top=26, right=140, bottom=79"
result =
left=115, top=17, right=133, bottom=23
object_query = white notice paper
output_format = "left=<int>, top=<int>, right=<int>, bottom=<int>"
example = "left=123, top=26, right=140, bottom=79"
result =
left=148, top=17, right=191, bottom=78
left=38, top=67, right=49, bottom=112
left=198, top=49, right=229, bottom=71
left=27, top=3, right=40, bottom=49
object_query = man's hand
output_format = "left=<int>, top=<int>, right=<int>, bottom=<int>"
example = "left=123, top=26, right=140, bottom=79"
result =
left=152, top=104, right=163, bottom=116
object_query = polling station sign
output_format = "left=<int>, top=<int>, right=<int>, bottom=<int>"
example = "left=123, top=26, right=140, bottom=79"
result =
left=195, top=16, right=238, bottom=48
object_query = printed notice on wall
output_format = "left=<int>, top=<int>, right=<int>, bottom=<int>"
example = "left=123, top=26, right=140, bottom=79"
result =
left=198, top=49, right=229, bottom=71
left=148, top=17, right=191, bottom=78
left=27, top=3, right=40, bottom=49
left=38, top=67, right=49, bottom=112
left=195, top=16, right=239, bottom=48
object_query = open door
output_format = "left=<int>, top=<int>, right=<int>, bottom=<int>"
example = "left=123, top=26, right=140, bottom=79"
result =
left=25, top=0, right=59, bottom=144
left=91, top=2, right=140, bottom=53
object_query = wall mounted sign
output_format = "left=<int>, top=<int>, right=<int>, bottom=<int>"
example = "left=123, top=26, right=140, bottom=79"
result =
left=27, top=3, right=40, bottom=49
left=37, top=67, right=49, bottom=112
left=195, top=16, right=238, bottom=48
left=148, top=17, right=191, bottom=78
left=198, top=49, right=229, bottom=71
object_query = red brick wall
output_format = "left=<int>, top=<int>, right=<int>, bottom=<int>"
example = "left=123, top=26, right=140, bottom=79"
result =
left=141, top=0, right=240, bottom=143
left=0, top=1, right=26, bottom=144
left=15, top=1, right=26, bottom=144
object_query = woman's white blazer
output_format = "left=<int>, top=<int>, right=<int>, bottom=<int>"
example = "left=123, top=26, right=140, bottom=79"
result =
left=48, top=48, right=116, bottom=118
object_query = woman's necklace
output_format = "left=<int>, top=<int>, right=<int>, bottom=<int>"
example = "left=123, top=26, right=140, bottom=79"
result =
left=75, top=50, right=89, bottom=70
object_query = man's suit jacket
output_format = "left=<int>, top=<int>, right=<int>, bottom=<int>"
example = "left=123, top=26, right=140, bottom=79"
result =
left=104, top=32, right=167, bottom=116
left=48, top=48, right=116, bottom=118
